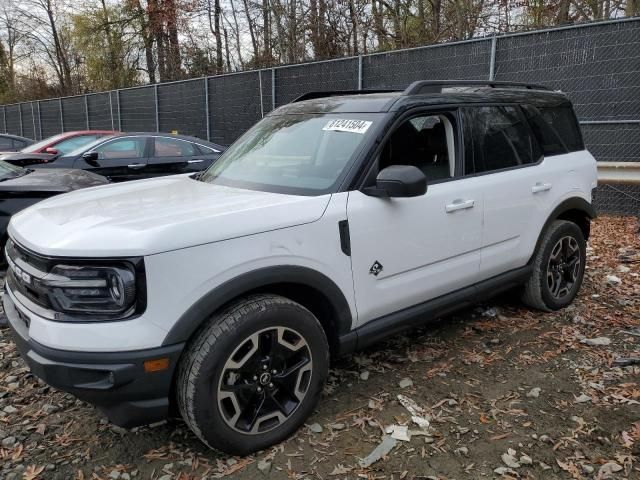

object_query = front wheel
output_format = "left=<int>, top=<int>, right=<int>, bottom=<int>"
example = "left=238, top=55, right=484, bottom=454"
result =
left=521, top=220, right=587, bottom=311
left=176, top=294, right=329, bottom=455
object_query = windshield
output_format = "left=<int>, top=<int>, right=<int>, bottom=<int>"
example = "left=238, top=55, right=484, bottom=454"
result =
left=21, top=133, right=68, bottom=153
left=198, top=113, right=381, bottom=195
left=66, top=135, right=117, bottom=157
left=0, top=160, right=25, bottom=179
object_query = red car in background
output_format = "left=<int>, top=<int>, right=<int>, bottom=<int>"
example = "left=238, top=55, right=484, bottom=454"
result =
left=18, top=130, right=117, bottom=156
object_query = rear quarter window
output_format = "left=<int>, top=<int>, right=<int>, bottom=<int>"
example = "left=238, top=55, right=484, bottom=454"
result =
left=522, top=105, right=584, bottom=156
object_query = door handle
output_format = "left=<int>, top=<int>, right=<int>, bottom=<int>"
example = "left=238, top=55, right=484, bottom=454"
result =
left=187, top=159, right=204, bottom=164
left=532, top=182, right=552, bottom=193
left=445, top=199, right=475, bottom=213
left=127, top=163, right=146, bottom=169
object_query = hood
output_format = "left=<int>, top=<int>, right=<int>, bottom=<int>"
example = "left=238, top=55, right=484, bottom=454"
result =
left=0, top=152, right=57, bottom=166
left=9, top=175, right=331, bottom=257
left=0, top=168, right=109, bottom=193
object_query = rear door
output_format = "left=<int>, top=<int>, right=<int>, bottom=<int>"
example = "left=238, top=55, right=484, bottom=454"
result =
left=463, top=105, right=553, bottom=280
left=145, top=136, right=209, bottom=178
left=73, top=136, right=148, bottom=181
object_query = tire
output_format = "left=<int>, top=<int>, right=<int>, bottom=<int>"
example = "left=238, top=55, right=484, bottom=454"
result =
left=521, top=220, right=586, bottom=311
left=176, top=294, right=329, bottom=455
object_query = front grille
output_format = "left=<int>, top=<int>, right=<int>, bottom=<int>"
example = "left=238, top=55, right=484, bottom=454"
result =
left=5, top=239, right=54, bottom=310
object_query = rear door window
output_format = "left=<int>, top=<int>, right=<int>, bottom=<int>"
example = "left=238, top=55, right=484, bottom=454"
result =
left=522, top=105, right=584, bottom=155
left=0, top=137, right=13, bottom=150
left=153, top=137, right=196, bottom=157
left=465, top=106, right=542, bottom=174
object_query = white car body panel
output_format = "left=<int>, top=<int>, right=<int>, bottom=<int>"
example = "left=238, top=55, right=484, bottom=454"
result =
left=12, top=192, right=356, bottom=352
left=478, top=151, right=597, bottom=279
left=346, top=177, right=484, bottom=325
left=8, top=175, right=331, bottom=257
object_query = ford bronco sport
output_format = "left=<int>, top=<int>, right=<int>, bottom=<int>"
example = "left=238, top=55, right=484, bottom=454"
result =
left=4, top=81, right=597, bottom=455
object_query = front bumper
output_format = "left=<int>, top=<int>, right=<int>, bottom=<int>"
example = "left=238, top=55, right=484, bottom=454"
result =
left=3, top=290, right=184, bottom=428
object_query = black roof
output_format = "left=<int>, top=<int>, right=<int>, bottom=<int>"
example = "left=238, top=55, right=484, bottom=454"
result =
left=273, top=81, right=570, bottom=115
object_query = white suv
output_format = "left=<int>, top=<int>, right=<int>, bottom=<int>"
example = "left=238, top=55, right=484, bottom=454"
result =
left=3, top=81, right=597, bottom=455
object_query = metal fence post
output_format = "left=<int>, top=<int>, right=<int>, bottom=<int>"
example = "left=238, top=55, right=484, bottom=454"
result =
left=489, top=36, right=497, bottom=81
left=357, top=56, right=363, bottom=90
left=258, top=71, right=264, bottom=118
left=31, top=103, right=36, bottom=139
left=116, top=90, right=122, bottom=131
left=109, top=91, right=115, bottom=131
left=204, top=77, right=211, bottom=141
left=18, top=104, right=23, bottom=136
left=154, top=84, right=160, bottom=132
left=59, top=98, right=65, bottom=132
left=84, top=95, right=90, bottom=129
left=271, top=68, right=276, bottom=111
left=37, top=101, right=42, bottom=140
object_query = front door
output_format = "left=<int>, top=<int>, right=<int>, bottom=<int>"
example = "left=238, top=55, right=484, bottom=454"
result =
left=74, top=136, right=148, bottom=182
left=347, top=110, right=484, bottom=326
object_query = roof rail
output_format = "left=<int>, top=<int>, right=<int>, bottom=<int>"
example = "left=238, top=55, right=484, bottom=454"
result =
left=403, top=80, right=552, bottom=95
left=292, top=89, right=399, bottom=103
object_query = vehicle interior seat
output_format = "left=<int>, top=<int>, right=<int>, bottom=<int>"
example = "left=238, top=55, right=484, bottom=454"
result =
left=379, top=117, right=452, bottom=182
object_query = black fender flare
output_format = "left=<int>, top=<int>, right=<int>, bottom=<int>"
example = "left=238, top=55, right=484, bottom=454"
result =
left=530, top=196, right=596, bottom=263
left=162, top=265, right=354, bottom=346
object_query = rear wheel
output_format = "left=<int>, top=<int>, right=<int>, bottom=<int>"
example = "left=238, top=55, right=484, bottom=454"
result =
left=521, top=220, right=586, bottom=311
left=176, top=294, right=329, bottom=454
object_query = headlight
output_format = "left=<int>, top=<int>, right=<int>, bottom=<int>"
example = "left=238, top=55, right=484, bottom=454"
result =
left=37, top=264, right=137, bottom=316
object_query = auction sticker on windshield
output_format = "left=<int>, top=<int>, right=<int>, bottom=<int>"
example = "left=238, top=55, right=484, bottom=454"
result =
left=322, top=119, right=372, bottom=134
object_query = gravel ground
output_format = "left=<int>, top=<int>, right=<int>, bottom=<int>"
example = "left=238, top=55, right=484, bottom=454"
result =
left=0, top=215, right=639, bottom=480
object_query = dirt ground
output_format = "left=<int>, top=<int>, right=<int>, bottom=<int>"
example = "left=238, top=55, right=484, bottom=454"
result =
left=0, top=216, right=639, bottom=480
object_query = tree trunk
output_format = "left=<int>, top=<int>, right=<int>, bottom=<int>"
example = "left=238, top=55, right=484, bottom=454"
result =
left=229, top=0, right=244, bottom=68
left=214, top=0, right=223, bottom=73
left=44, top=0, right=72, bottom=93
left=262, top=0, right=271, bottom=62
left=164, top=0, right=181, bottom=80
left=318, top=0, right=327, bottom=58
left=288, top=0, right=297, bottom=62
left=557, top=0, right=570, bottom=24
left=241, top=0, right=258, bottom=62
left=99, top=0, right=120, bottom=88
left=372, top=0, right=384, bottom=48
left=348, top=0, right=359, bottom=55
left=224, top=27, right=231, bottom=71
left=309, top=0, right=320, bottom=56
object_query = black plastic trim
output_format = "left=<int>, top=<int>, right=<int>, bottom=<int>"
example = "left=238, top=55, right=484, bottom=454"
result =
left=338, top=265, right=532, bottom=354
left=403, top=80, right=552, bottom=95
left=338, top=220, right=351, bottom=256
left=4, top=292, right=183, bottom=427
left=162, top=265, right=354, bottom=345
left=529, top=197, right=596, bottom=263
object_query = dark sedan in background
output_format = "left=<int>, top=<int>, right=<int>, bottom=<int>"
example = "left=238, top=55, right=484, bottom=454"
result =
left=0, top=160, right=109, bottom=262
left=4, top=133, right=225, bottom=182
left=0, top=134, right=34, bottom=153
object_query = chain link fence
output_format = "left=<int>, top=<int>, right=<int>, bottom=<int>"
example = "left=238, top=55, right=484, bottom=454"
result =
left=1, top=17, right=639, bottom=214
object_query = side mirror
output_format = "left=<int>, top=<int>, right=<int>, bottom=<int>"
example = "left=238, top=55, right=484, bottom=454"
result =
left=82, top=151, right=99, bottom=162
left=363, top=165, right=427, bottom=198
left=44, top=147, right=58, bottom=155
